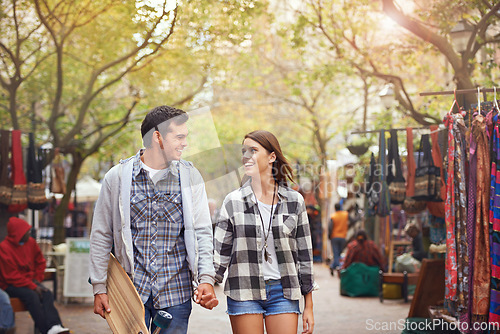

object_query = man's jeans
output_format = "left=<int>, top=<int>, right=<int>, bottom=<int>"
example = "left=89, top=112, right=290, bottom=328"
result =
left=0, top=289, right=14, bottom=330
left=145, top=295, right=192, bottom=334
left=330, top=237, right=347, bottom=270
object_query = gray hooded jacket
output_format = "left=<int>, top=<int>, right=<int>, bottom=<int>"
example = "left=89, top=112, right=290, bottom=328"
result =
left=89, top=155, right=215, bottom=295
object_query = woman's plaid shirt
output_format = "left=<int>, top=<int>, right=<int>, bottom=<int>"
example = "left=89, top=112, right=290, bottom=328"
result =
left=214, top=182, right=314, bottom=301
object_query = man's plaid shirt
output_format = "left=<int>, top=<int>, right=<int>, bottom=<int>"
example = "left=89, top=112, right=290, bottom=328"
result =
left=130, top=150, right=192, bottom=309
left=214, top=181, right=314, bottom=301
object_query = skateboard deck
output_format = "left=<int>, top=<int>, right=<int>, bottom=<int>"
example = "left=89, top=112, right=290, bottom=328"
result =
left=105, top=253, right=149, bottom=334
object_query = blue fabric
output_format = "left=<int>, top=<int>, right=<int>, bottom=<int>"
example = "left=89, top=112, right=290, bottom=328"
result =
left=330, top=238, right=347, bottom=270
left=144, top=294, right=192, bottom=334
left=0, top=288, right=14, bottom=329
left=226, top=280, right=300, bottom=316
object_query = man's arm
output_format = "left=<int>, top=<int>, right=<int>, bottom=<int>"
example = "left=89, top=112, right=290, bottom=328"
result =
left=190, top=168, right=217, bottom=308
left=89, top=174, right=115, bottom=317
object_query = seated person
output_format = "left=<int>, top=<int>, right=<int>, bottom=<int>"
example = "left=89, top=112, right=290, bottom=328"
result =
left=405, top=223, right=427, bottom=262
left=0, top=288, right=15, bottom=334
left=0, top=217, right=69, bottom=334
left=342, top=230, right=385, bottom=271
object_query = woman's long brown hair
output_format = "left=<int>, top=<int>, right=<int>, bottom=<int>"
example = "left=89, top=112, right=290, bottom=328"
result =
left=243, top=130, right=294, bottom=185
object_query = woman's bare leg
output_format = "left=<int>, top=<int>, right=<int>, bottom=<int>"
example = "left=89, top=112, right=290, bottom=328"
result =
left=265, top=313, right=299, bottom=334
left=229, top=314, right=265, bottom=334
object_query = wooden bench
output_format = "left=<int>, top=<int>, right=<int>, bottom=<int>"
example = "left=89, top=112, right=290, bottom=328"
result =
left=9, top=268, right=58, bottom=318
left=379, top=270, right=420, bottom=303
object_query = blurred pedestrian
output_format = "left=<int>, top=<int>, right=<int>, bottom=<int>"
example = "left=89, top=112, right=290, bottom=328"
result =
left=0, top=217, right=69, bottom=334
left=214, top=130, right=315, bottom=334
left=342, top=230, right=385, bottom=271
left=405, top=223, right=427, bottom=262
left=306, top=205, right=322, bottom=263
left=328, top=203, right=348, bottom=275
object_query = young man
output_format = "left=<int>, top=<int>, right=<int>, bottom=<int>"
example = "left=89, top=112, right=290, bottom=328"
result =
left=0, top=217, right=69, bottom=334
left=89, top=105, right=218, bottom=334
left=328, top=203, right=349, bottom=275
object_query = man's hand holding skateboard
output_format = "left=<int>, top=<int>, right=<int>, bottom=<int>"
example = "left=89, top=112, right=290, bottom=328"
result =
left=94, top=293, right=111, bottom=318
left=194, top=283, right=219, bottom=310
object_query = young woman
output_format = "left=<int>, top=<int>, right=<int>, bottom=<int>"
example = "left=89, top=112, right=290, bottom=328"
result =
left=214, top=130, right=315, bottom=334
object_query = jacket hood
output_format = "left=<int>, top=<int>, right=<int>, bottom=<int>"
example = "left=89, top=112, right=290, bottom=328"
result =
left=7, top=217, right=31, bottom=244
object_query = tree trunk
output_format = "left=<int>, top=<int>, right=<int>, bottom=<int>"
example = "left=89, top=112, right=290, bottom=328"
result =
left=455, top=64, right=476, bottom=110
left=52, top=152, right=83, bottom=244
left=9, top=87, right=20, bottom=130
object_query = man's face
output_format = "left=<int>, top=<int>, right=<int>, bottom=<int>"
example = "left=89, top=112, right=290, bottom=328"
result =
left=158, top=122, right=188, bottom=161
left=20, top=230, right=30, bottom=244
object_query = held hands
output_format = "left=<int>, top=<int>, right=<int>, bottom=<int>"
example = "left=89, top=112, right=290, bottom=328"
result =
left=194, top=283, right=219, bottom=310
left=94, top=293, right=111, bottom=318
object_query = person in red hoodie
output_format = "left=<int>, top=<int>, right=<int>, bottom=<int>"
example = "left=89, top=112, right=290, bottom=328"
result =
left=0, top=217, right=69, bottom=334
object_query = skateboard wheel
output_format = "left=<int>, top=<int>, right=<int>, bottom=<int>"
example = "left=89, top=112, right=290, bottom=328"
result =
left=153, top=310, right=173, bottom=329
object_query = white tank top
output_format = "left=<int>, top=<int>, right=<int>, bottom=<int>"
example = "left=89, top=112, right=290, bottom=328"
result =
left=257, top=200, right=281, bottom=280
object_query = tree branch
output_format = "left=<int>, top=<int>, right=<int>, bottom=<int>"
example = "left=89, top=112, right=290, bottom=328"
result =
left=171, top=75, right=209, bottom=107
left=381, top=0, right=462, bottom=73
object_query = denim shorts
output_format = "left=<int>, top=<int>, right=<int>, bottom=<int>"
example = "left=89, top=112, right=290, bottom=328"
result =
left=226, top=279, right=300, bottom=317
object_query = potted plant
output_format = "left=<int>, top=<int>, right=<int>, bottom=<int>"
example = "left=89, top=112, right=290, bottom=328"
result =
left=346, top=136, right=372, bottom=156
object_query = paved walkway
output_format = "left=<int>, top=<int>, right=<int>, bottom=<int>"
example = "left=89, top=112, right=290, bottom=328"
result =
left=16, top=263, right=411, bottom=333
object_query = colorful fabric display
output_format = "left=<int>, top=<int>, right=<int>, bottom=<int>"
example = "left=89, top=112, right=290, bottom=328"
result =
left=387, top=129, right=406, bottom=204
left=27, top=133, right=48, bottom=210
left=8, top=130, right=27, bottom=212
left=376, top=130, right=390, bottom=217
left=0, top=130, right=12, bottom=208
left=402, top=128, right=426, bottom=213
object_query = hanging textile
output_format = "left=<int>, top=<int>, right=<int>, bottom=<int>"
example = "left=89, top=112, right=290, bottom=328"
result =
left=489, top=114, right=500, bottom=323
left=376, top=130, right=390, bottom=217
left=453, top=115, right=468, bottom=315
left=366, top=153, right=379, bottom=217
left=427, top=125, right=446, bottom=218
left=414, top=134, right=442, bottom=202
left=444, top=113, right=459, bottom=314
left=27, top=133, right=48, bottom=210
left=403, top=128, right=426, bottom=213
left=464, top=115, right=477, bottom=332
left=51, top=148, right=66, bottom=194
left=387, top=130, right=406, bottom=204
left=471, top=113, right=490, bottom=323
left=0, top=130, right=12, bottom=208
left=8, top=130, right=27, bottom=212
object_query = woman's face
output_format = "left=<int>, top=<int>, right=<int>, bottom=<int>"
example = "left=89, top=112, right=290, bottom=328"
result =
left=242, top=138, right=275, bottom=178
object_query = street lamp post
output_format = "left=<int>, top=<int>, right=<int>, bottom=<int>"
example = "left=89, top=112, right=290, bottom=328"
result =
left=449, top=19, right=474, bottom=54
left=379, top=84, right=395, bottom=109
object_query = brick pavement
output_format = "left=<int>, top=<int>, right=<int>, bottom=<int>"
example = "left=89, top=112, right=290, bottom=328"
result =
left=15, top=263, right=411, bottom=333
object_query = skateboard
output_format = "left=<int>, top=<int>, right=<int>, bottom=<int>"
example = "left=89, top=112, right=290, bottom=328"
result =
left=105, top=253, right=149, bottom=334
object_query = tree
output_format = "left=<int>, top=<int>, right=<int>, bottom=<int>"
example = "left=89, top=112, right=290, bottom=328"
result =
left=0, top=0, right=264, bottom=243
left=381, top=0, right=500, bottom=107
left=288, top=0, right=500, bottom=125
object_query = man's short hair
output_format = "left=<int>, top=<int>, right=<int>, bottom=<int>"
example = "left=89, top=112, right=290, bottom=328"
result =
left=335, top=203, right=341, bottom=211
left=141, top=105, right=189, bottom=147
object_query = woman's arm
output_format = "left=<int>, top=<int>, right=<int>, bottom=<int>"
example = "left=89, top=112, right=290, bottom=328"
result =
left=213, top=198, right=234, bottom=283
left=302, top=292, right=314, bottom=334
left=296, top=199, right=314, bottom=294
